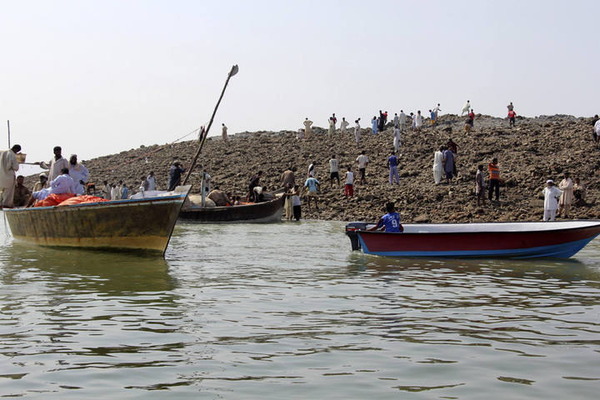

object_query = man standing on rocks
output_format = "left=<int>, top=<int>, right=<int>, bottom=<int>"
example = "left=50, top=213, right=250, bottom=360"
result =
left=387, top=151, right=400, bottom=185
left=461, top=100, right=471, bottom=116
left=329, top=155, right=340, bottom=187
left=354, top=119, right=361, bottom=143
left=488, top=158, right=501, bottom=202
left=304, top=175, right=320, bottom=210
left=340, top=117, right=349, bottom=135
left=308, top=161, right=316, bottom=178
left=328, top=113, right=337, bottom=136
left=356, top=150, right=369, bottom=185
left=371, top=116, right=378, bottom=135
left=399, top=110, right=407, bottom=131
left=443, top=147, right=455, bottom=184
left=280, top=167, right=296, bottom=191
left=433, top=146, right=444, bottom=185
left=222, top=123, right=228, bottom=141
left=508, top=109, right=517, bottom=127
left=475, top=164, right=486, bottom=206
left=543, top=180, right=562, bottom=221
left=593, top=116, right=600, bottom=144
left=303, top=118, right=313, bottom=139
left=558, top=173, right=574, bottom=218
left=393, top=126, right=401, bottom=153
left=344, top=166, right=354, bottom=197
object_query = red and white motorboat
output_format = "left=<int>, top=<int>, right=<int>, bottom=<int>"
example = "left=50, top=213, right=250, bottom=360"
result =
left=345, top=221, right=600, bottom=259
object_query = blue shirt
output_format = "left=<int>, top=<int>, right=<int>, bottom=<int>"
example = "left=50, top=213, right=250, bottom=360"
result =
left=379, top=212, right=402, bottom=232
left=304, top=177, right=319, bottom=193
left=388, top=155, right=398, bottom=167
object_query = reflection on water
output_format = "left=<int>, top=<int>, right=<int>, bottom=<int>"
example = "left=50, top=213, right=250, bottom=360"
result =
left=0, top=219, right=599, bottom=399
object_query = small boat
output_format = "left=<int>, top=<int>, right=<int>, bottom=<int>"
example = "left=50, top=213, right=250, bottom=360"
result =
left=178, top=193, right=285, bottom=223
left=3, top=186, right=191, bottom=255
left=345, top=220, right=600, bottom=259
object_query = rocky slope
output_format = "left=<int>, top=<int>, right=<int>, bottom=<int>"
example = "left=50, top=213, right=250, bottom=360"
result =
left=31, top=114, right=600, bottom=223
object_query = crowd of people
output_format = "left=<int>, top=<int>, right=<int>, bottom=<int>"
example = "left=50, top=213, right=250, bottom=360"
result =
left=0, top=103, right=592, bottom=225
left=277, top=100, right=589, bottom=224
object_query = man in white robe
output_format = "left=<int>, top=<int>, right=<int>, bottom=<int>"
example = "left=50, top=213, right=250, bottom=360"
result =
left=461, top=100, right=471, bottom=116
left=354, top=119, right=361, bottom=143
left=0, top=144, right=22, bottom=208
left=433, top=147, right=444, bottom=185
left=147, top=171, right=157, bottom=190
left=303, top=118, right=313, bottom=139
left=543, top=180, right=562, bottom=221
left=340, top=117, right=349, bottom=134
left=39, top=146, right=69, bottom=181
left=558, top=173, right=574, bottom=218
left=398, top=110, right=407, bottom=131
left=68, top=154, right=89, bottom=195
left=393, top=127, right=401, bottom=153
left=221, top=123, right=228, bottom=141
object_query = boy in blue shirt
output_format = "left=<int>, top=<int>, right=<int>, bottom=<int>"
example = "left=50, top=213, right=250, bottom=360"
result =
left=371, top=202, right=403, bottom=233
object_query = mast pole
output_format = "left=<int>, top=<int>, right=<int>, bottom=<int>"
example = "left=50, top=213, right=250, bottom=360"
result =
left=182, top=64, right=238, bottom=185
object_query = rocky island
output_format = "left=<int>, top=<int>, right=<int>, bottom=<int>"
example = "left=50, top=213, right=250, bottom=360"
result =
left=42, top=114, right=599, bottom=223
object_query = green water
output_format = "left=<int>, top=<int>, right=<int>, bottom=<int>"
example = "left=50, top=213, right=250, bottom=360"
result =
left=1, top=219, right=599, bottom=399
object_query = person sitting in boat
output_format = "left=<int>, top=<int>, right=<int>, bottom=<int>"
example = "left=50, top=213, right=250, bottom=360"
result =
left=30, top=167, right=77, bottom=204
left=370, top=202, right=404, bottom=233
left=207, top=186, right=231, bottom=206
left=253, top=185, right=268, bottom=202
left=248, top=171, right=263, bottom=201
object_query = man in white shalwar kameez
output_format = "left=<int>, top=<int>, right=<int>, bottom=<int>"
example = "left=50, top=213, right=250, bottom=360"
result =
left=414, top=111, right=423, bottom=131
left=393, top=127, right=401, bottom=153
left=354, top=119, right=361, bottom=143
left=543, top=180, right=562, bottom=221
left=340, top=117, right=349, bottom=135
left=39, top=146, right=69, bottom=182
left=68, top=154, right=89, bottom=195
left=398, top=110, right=407, bottom=131
left=558, top=173, right=574, bottom=218
left=303, top=118, right=313, bottom=139
left=433, top=146, right=444, bottom=185
left=461, top=100, right=471, bottom=116
left=0, top=144, right=22, bottom=208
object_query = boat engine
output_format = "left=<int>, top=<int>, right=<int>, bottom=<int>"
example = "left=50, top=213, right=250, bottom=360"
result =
left=345, top=222, right=368, bottom=251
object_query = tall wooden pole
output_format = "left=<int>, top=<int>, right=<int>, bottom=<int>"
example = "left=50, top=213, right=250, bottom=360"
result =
left=182, top=65, right=238, bottom=185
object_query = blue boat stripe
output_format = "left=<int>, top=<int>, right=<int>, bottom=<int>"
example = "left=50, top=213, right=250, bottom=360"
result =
left=360, top=237, right=596, bottom=259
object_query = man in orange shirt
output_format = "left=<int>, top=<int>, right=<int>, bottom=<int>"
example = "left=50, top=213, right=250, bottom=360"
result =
left=488, top=158, right=501, bottom=202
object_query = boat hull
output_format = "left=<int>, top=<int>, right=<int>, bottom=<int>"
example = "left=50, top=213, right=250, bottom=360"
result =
left=179, top=195, right=284, bottom=223
left=4, top=194, right=187, bottom=255
left=346, top=221, right=600, bottom=259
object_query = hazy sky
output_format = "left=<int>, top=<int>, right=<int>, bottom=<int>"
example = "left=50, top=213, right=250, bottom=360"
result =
left=1, top=0, right=599, bottom=165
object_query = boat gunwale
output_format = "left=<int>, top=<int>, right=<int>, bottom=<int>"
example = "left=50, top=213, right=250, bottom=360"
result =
left=349, top=221, right=600, bottom=236
left=181, top=194, right=284, bottom=212
left=3, top=193, right=188, bottom=213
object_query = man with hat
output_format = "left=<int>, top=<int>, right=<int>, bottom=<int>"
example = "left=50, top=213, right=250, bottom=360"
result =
left=33, top=173, right=49, bottom=192
left=543, top=179, right=562, bottom=222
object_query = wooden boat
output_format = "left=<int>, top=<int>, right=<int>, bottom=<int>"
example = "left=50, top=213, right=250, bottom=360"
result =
left=178, top=193, right=285, bottom=223
left=345, top=220, right=600, bottom=259
left=3, top=186, right=191, bottom=255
